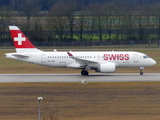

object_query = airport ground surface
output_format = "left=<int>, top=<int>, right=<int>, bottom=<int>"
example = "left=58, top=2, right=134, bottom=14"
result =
left=0, top=49, right=160, bottom=120
left=0, top=73, right=160, bottom=83
left=1, top=82, right=160, bottom=120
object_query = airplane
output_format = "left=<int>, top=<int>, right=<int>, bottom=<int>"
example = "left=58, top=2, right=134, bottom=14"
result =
left=5, top=26, right=156, bottom=75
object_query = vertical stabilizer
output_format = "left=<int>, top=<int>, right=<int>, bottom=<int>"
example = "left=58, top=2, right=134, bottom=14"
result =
left=9, top=26, right=43, bottom=53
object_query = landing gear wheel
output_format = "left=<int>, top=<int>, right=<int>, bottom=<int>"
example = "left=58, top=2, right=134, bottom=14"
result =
left=140, top=68, right=144, bottom=75
left=81, top=70, right=89, bottom=76
left=140, top=72, right=143, bottom=75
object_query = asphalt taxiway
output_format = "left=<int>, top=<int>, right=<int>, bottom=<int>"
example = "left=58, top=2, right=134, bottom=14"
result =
left=0, top=73, right=159, bottom=83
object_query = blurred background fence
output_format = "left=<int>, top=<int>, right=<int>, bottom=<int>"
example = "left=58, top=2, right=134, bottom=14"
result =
left=1, top=40, right=160, bottom=49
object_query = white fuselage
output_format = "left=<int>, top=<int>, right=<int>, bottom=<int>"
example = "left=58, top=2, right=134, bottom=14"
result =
left=7, top=26, right=157, bottom=75
left=5, top=51, right=156, bottom=69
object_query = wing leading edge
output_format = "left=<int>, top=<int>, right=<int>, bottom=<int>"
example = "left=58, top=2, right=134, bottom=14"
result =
left=67, top=52, right=99, bottom=65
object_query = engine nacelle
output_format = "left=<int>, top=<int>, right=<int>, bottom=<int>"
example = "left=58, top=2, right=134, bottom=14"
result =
left=96, top=62, right=116, bottom=73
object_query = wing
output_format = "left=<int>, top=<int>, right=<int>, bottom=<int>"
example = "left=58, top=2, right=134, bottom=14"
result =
left=67, top=52, right=99, bottom=66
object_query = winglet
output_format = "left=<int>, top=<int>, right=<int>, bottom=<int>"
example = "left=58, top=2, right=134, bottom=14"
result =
left=67, top=52, right=79, bottom=61
left=67, top=52, right=73, bottom=57
left=54, top=49, right=58, bottom=52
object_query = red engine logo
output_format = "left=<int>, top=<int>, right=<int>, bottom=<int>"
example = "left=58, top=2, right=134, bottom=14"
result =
left=103, top=54, right=129, bottom=60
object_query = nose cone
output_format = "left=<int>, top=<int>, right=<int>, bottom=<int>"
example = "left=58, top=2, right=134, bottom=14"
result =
left=150, top=59, right=156, bottom=66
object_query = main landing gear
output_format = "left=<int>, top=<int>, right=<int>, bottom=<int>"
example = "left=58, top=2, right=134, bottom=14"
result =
left=81, top=69, right=89, bottom=76
left=140, top=67, right=144, bottom=75
left=81, top=66, right=90, bottom=76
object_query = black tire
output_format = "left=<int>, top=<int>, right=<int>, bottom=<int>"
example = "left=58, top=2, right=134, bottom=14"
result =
left=140, top=72, right=143, bottom=75
left=81, top=70, right=89, bottom=76
left=85, top=71, right=89, bottom=76
left=81, top=71, right=84, bottom=75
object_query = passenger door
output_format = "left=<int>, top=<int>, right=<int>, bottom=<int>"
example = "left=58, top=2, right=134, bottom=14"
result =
left=41, top=54, right=46, bottom=63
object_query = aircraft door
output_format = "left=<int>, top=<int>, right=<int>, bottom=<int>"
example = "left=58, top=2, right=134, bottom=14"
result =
left=41, top=54, right=46, bottom=63
left=133, top=54, right=139, bottom=63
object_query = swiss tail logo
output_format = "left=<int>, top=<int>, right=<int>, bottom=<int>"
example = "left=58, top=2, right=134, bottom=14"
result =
left=14, top=33, right=26, bottom=45
left=9, top=26, right=35, bottom=48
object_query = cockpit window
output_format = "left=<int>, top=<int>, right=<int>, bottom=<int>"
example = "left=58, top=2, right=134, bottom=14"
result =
left=143, top=55, right=150, bottom=59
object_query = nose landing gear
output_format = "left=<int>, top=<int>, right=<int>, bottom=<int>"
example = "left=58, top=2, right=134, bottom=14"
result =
left=140, top=67, right=144, bottom=75
left=140, top=70, right=143, bottom=75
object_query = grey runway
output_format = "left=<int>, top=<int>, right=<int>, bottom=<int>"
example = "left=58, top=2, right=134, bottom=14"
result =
left=0, top=73, right=159, bottom=83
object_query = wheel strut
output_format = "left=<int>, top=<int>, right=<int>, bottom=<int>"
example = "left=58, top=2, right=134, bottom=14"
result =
left=140, top=67, right=144, bottom=75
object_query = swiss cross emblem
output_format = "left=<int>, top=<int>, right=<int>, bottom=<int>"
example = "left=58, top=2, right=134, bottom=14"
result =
left=14, top=33, right=26, bottom=45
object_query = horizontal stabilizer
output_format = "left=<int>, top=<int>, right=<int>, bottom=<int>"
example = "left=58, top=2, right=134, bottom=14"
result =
left=11, top=53, right=30, bottom=58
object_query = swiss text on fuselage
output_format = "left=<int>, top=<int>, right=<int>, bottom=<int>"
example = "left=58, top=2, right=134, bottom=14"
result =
left=103, top=54, right=129, bottom=60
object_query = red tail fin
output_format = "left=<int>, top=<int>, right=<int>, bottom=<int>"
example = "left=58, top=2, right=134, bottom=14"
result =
left=9, top=26, right=35, bottom=48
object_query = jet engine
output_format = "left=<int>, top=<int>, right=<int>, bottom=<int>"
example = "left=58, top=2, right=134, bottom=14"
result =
left=96, top=62, right=116, bottom=73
